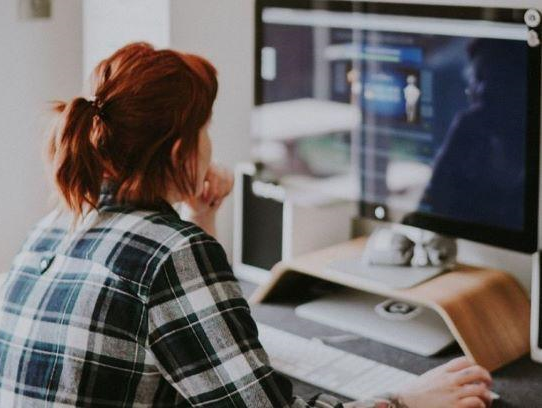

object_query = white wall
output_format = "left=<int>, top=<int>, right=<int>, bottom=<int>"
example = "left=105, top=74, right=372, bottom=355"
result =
left=171, top=0, right=254, bottom=258
left=83, top=0, right=170, bottom=78
left=0, top=0, right=83, bottom=273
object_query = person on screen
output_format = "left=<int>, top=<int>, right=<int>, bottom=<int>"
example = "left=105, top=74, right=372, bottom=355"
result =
left=348, top=68, right=363, bottom=105
left=422, top=39, right=526, bottom=229
left=404, top=75, right=421, bottom=123
left=0, top=43, right=493, bottom=408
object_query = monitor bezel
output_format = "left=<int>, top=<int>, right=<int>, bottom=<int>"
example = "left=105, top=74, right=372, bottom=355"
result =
left=255, top=0, right=541, bottom=253
left=531, top=252, right=542, bottom=361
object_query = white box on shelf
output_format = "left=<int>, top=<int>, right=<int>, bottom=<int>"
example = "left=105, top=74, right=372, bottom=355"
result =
left=233, top=162, right=357, bottom=284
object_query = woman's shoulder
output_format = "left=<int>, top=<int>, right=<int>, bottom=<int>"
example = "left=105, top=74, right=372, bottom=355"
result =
left=143, top=211, right=225, bottom=265
left=128, top=207, right=212, bottom=247
left=136, top=210, right=232, bottom=289
left=24, top=206, right=217, bottom=279
left=18, top=208, right=71, bottom=253
left=114, top=207, right=225, bottom=268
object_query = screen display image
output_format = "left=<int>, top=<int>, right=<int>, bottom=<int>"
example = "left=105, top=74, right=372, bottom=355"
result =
left=254, top=3, right=539, bottom=250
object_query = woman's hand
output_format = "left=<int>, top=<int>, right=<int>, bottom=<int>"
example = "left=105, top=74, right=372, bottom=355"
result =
left=395, top=357, right=493, bottom=408
left=183, top=163, right=234, bottom=236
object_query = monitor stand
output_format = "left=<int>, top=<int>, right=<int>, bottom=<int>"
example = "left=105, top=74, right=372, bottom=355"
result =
left=250, top=237, right=530, bottom=371
left=326, top=226, right=456, bottom=289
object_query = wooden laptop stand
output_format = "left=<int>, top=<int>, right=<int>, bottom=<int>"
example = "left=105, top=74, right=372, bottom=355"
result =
left=251, top=237, right=530, bottom=372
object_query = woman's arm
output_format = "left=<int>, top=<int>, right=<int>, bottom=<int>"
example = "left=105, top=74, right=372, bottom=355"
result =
left=146, top=232, right=347, bottom=407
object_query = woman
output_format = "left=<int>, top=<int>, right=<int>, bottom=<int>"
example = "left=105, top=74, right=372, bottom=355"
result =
left=0, top=43, right=493, bottom=407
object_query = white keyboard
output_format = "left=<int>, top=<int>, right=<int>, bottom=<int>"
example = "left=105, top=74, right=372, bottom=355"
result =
left=257, top=322, right=417, bottom=401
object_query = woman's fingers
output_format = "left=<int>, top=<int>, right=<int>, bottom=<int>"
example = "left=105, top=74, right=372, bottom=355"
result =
left=203, top=164, right=234, bottom=204
left=213, top=166, right=234, bottom=197
left=443, top=356, right=474, bottom=373
left=202, top=180, right=211, bottom=202
left=210, top=197, right=223, bottom=209
left=207, top=173, right=220, bottom=201
left=458, top=383, right=492, bottom=405
left=397, top=356, right=495, bottom=408
left=458, top=396, right=486, bottom=408
left=454, top=365, right=492, bottom=387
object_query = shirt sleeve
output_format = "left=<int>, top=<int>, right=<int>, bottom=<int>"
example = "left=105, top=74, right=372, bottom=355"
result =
left=146, top=230, right=345, bottom=407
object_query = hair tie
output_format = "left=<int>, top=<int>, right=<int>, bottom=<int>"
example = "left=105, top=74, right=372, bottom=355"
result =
left=88, top=96, right=105, bottom=119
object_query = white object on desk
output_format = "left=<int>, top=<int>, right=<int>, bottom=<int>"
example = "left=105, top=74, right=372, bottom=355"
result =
left=257, top=322, right=416, bottom=400
left=281, top=173, right=361, bottom=204
left=295, top=290, right=455, bottom=356
left=251, top=98, right=360, bottom=141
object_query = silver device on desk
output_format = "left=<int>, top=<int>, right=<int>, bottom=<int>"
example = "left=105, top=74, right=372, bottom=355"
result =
left=296, top=289, right=456, bottom=356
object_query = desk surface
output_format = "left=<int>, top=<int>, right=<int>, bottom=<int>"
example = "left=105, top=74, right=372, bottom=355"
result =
left=240, top=281, right=542, bottom=407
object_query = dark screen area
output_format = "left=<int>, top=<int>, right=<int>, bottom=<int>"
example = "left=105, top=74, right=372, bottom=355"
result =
left=242, top=175, right=283, bottom=270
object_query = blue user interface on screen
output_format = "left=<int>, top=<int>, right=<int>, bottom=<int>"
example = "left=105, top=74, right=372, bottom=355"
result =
left=259, top=8, right=529, bottom=231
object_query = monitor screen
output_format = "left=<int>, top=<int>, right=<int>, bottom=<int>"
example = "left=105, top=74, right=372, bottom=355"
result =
left=255, top=1, right=540, bottom=252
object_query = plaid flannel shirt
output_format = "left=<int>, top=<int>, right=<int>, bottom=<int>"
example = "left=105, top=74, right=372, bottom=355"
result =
left=0, top=187, right=393, bottom=407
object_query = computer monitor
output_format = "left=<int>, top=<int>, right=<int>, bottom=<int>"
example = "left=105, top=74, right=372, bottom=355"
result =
left=254, top=0, right=541, bottom=253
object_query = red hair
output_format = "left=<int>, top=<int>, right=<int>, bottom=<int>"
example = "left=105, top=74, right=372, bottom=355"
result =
left=49, top=42, right=218, bottom=215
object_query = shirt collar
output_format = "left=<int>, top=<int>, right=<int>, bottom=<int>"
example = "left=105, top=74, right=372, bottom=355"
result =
left=97, top=182, right=179, bottom=217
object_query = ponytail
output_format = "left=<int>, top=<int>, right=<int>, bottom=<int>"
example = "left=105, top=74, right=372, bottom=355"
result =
left=49, top=97, right=104, bottom=216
